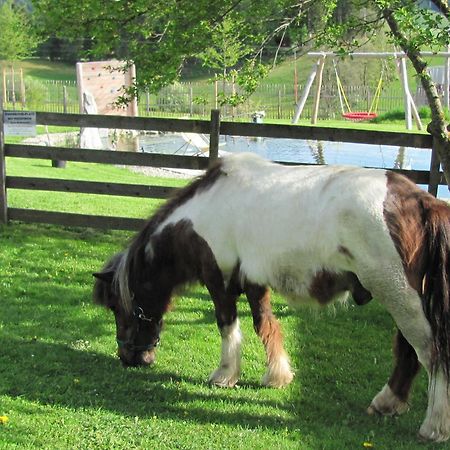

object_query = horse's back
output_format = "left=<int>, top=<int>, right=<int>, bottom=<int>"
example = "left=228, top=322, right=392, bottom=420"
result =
left=156, top=154, right=444, bottom=303
left=163, top=155, right=392, bottom=287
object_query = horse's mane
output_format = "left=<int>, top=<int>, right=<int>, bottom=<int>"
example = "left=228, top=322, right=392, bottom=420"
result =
left=114, top=159, right=225, bottom=313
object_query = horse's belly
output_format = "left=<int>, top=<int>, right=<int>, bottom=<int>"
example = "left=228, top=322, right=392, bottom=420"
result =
left=239, top=250, right=352, bottom=307
left=269, top=268, right=347, bottom=306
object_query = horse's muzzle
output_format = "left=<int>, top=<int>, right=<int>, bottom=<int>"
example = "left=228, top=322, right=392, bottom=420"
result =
left=119, top=348, right=156, bottom=367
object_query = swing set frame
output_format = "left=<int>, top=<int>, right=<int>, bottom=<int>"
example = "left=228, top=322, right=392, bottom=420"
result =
left=292, top=51, right=450, bottom=129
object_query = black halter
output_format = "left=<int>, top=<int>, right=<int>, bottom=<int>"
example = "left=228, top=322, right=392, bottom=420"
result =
left=116, top=306, right=160, bottom=352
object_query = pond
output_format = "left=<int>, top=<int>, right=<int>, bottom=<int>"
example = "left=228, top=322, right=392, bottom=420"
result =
left=116, top=132, right=448, bottom=198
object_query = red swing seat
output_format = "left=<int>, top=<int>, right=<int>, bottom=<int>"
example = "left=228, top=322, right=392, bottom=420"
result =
left=342, top=111, right=378, bottom=121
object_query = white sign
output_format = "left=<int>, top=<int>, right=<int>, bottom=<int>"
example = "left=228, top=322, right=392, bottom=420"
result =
left=4, top=111, right=37, bottom=136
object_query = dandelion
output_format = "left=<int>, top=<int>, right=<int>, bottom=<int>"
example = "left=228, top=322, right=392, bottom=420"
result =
left=363, top=442, right=374, bottom=448
left=0, top=416, right=9, bottom=425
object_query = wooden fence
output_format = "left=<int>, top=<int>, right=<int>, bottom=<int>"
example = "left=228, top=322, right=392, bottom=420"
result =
left=0, top=109, right=443, bottom=231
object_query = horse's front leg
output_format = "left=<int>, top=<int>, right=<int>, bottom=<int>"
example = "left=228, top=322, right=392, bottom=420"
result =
left=245, top=282, right=294, bottom=388
left=204, top=273, right=241, bottom=387
left=368, top=329, right=420, bottom=416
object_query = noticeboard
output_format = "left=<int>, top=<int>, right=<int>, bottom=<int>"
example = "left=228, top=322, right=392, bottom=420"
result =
left=3, top=111, right=37, bottom=136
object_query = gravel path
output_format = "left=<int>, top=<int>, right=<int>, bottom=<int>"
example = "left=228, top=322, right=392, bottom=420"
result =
left=123, top=165, right=204, bottom=179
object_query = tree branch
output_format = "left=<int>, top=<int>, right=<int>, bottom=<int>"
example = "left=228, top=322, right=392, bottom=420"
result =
left=383, top=5, right=450, bottom=183
left=430, top=0, right=450, bottom=18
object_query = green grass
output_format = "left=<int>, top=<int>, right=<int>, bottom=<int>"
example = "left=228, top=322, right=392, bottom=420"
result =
left=2, top=58, right=77, bottom=82
left=5, top=155, right=188, bottom=217
left=0, top=155, right=442, bottom=449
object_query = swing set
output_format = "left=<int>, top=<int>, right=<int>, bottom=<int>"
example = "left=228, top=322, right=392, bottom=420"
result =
left=334, top=61, right=384, bottom=121
left=292, top=51, right=426, bottom=130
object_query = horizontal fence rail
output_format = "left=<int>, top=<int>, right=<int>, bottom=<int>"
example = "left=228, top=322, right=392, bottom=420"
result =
left=6, top=176, right=177, bottom=199
left=7, top=208, right=145, bottom=231
left=0, top=109, right=443, bottom=230
left=5, top=144, right=210, bottom=170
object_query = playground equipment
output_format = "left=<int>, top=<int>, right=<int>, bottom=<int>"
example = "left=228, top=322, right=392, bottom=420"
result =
left=334, top=61, right=383, bottom=121
left=292, top=51, right=450, bottom=130
left=76, top=60, right=137, bottom=117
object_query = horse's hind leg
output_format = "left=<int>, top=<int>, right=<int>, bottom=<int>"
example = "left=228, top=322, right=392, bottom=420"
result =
left=245, top=282, right=294, bottom=388
left=368, top=329, right=420, bottom=416
left=371, top=284, right=450, bottom=442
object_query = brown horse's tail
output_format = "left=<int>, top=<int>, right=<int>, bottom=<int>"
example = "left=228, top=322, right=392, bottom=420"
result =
left=422, top=204, right=450, bottom=380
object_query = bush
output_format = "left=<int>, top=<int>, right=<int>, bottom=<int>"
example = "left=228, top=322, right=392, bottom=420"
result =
left=371, top=108, right=405, bottom=123
left=372, top=106, right=450, bottom=123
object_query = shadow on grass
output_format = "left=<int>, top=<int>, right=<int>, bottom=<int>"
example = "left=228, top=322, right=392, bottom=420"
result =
left=0, top=337, right=298, bottom=432
left=290, top=303, right=433, bottom=449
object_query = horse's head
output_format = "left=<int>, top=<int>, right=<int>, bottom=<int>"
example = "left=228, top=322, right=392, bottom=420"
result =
left=93, top=252, right=164, bottom=367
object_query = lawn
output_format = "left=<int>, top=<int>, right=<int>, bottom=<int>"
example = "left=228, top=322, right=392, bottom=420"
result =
left=0, top=156, right=440, bottom=449
left=2, top=59, right=77, bottom=83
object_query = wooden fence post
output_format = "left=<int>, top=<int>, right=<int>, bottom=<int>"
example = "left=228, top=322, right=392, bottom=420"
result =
left=0, top=96, right=7, bottom=224
left=428, top=137, right=441, bottom=197
left=209, top=109, right=220, bottom=167
left=311, top=55, right=326, bottom=125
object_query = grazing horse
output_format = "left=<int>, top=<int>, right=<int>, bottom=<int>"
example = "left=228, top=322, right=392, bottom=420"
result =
left=94, top=152, right=450, bottom=442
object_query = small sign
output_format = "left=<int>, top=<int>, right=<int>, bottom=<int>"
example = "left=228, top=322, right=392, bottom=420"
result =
left=4, top=111, right=37, bottom=136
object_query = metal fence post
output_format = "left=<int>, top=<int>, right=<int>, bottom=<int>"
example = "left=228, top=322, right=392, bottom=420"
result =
left=428, top=137, right=441, bottom=197
left=0, top=95, right=7, bottom=224
left=209, top=109, right=220, bottom=167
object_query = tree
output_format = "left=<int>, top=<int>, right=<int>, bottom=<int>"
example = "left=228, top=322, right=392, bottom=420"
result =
left=33, top=0, right=252, bottom=94
left=198, top=16, right=253, bottom=105
left=32, top=0, right=450, bottom=188
left=0, top=0, right=40, bottom=63
left=195, top=15, right=268, bottom=107
left=381, top=1, right=450, bottom=185
left=306, top=0, right=450, bottom=187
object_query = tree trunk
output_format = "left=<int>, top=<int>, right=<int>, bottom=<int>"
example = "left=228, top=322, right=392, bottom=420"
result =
left=383, top=7, right=450, bottom=190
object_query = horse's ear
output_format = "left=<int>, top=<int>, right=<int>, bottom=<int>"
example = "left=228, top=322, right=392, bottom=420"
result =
left=93, top=270, right=115, bottom=283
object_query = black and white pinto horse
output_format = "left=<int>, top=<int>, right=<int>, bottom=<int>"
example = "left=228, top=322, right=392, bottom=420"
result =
left=94, top=153, right=450, bottom=442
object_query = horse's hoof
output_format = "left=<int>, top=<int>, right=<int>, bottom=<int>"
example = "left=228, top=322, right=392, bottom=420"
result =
left=418, top=423, right=450, bottom=443
left=209, top=378, right=238, bottom=388
left=262, top=370, right=294, bottom=388
left=262, top=355, right=294, bottom=388
left=208, top=369, right=239, bottom=388
left=367, top=405, right=380, bottom=416
left=368, top=384, right=409, bottom=416
left=417, top=430, right=450, bottom=443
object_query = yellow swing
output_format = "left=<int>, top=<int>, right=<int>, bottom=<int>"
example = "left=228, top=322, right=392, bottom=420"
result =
left=334, top=61, right=383, bottom=121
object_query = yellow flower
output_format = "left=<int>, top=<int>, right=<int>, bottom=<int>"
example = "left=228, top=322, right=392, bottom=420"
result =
left=0, top=416, right=9, bottom=425
left=363, top=442, right=374, bottom=448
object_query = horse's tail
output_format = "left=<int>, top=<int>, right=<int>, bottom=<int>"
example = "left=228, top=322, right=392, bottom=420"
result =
left=422, top=203, right=450, bottom=380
